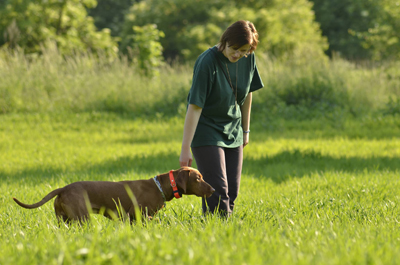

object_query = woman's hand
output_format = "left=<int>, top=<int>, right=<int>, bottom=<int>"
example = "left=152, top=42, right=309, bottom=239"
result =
left=179, top=148, right=193, bottom=167
left=243, top=132, right=250, bottom=147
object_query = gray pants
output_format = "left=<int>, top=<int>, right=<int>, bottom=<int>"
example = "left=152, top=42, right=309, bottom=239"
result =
left=192, top=145, right=243, bottom=217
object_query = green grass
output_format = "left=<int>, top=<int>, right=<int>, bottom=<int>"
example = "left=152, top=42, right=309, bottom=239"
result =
left=1, top=112, right=400, bottom=264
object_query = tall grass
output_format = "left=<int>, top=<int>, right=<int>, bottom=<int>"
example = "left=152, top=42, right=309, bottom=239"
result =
left=254, top=54, right=400, bottom=120
left=0, top=46, right=192, bottom=115
left=1, top=47, right=399, bottom=118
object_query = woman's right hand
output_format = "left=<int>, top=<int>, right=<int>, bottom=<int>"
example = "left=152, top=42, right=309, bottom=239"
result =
left=179, top=148, right=193, bottom=167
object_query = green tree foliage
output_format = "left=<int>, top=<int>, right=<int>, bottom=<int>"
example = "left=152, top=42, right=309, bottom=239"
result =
left=122, top=0, right=328, bottom=61
left=210, top=0, right=328, bottom=61
left=87, top=0, right=138, bottom=37
left=0, top=0, right=118, bottom=55
left=121, top=0, right=223, bottom=61
left=120, top=24, right=165, bottom=76
left=311, top=0, right=400, bottom=60
left=352, top=0, right=400, bottom=60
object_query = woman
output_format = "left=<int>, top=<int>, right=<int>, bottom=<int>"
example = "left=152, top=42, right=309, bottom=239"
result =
left=179, top=20, right=264, bottom=217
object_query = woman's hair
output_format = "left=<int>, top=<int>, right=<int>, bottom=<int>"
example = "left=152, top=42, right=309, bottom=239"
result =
left=218, top=20, right=259, bottom=54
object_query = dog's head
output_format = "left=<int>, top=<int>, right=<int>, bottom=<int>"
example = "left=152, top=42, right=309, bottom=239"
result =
left=174, top=167, right=215, bottom=198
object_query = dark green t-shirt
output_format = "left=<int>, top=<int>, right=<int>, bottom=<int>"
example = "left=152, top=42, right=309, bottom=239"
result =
left=187, top=46, right=264, bottom=148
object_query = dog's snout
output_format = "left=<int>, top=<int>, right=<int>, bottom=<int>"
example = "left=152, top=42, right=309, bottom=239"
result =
left=206, top=186, right=215, bottom=198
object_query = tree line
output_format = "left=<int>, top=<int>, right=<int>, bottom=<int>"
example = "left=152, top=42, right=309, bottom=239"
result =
left=1, top=0, right=399, bottom=71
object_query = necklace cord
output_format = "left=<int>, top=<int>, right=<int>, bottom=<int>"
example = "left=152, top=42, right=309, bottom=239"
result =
left=225, top=62, right=238, bottom=109
left=209, top=48, right=239, bottom=108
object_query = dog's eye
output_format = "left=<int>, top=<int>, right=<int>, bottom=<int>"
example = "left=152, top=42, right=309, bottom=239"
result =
left=196, top=178, right=201, bottom=182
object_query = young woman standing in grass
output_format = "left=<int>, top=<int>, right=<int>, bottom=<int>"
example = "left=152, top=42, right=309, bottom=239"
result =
left=179, top=20, right=264, bottom=217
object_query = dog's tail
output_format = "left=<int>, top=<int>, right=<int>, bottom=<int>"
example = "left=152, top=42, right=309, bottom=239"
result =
left=13, top=188, right=64, bottom=209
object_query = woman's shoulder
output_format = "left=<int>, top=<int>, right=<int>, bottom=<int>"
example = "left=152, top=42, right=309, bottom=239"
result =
left=245, top=51, right=256, bottom=62
left=238, top=51, right=257, bottom=69
left=194, top=46, right=218, bottom=70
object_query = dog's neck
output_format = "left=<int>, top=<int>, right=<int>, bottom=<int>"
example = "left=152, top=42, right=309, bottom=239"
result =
left=157, top=173, right=182, bottom=201
left=153, top=176, right=167, bottom=207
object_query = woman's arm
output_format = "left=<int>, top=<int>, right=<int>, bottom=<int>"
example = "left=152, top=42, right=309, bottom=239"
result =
left=241, top=92, right=252, bottom=147
left=179, top=104, right=203, bottom=167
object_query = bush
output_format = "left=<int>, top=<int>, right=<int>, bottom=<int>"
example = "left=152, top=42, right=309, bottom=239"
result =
left=274, top=70, right=348, bottom=110
left=382, top=97, right=400, bottom=116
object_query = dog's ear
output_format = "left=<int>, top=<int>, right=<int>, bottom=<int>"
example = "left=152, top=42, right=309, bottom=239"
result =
left=176, top=169, right=189, bottom=193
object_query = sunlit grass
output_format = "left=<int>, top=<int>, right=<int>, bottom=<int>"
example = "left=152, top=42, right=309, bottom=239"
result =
left=1, top=112, right=399, bottom=264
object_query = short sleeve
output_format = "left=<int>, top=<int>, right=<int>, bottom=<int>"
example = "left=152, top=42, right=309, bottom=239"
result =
left=249, top=55, right=264, bottom=92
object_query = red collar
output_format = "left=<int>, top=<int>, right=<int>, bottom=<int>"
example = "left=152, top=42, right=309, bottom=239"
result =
left=169, top=170, right=181, bottom=199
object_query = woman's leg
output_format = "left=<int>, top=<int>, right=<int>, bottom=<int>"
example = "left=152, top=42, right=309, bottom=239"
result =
left=192, top=146, right=229, bottom=215
left=192, top=145, right=243, bottom=216
left=225, top=145, right=243, bottom=213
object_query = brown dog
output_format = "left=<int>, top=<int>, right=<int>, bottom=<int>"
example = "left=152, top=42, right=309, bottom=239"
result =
left=13, top=167, right=214, bottom=225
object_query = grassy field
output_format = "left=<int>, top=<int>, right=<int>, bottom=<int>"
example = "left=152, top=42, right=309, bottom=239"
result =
left=1, top=112, right=399, bottom=264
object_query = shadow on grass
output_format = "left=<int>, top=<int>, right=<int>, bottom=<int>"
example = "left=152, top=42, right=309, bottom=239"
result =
left=2, top=149, right=399, bottom=185
left=0, top=153, right=180, bottom=184
left=243, top=149, right=400, bottom=183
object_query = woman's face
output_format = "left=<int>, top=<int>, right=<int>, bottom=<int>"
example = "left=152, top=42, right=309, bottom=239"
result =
left=222, top=43, right=251, bottom=63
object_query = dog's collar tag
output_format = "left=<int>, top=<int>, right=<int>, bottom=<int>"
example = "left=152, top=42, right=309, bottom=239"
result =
left=169, top=170, right=182, bottom=199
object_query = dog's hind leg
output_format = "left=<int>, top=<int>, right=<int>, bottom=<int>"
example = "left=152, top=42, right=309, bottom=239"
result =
left=54, top=196, right=70, bottom=226
left=55, top=194, right=90, bottom=225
